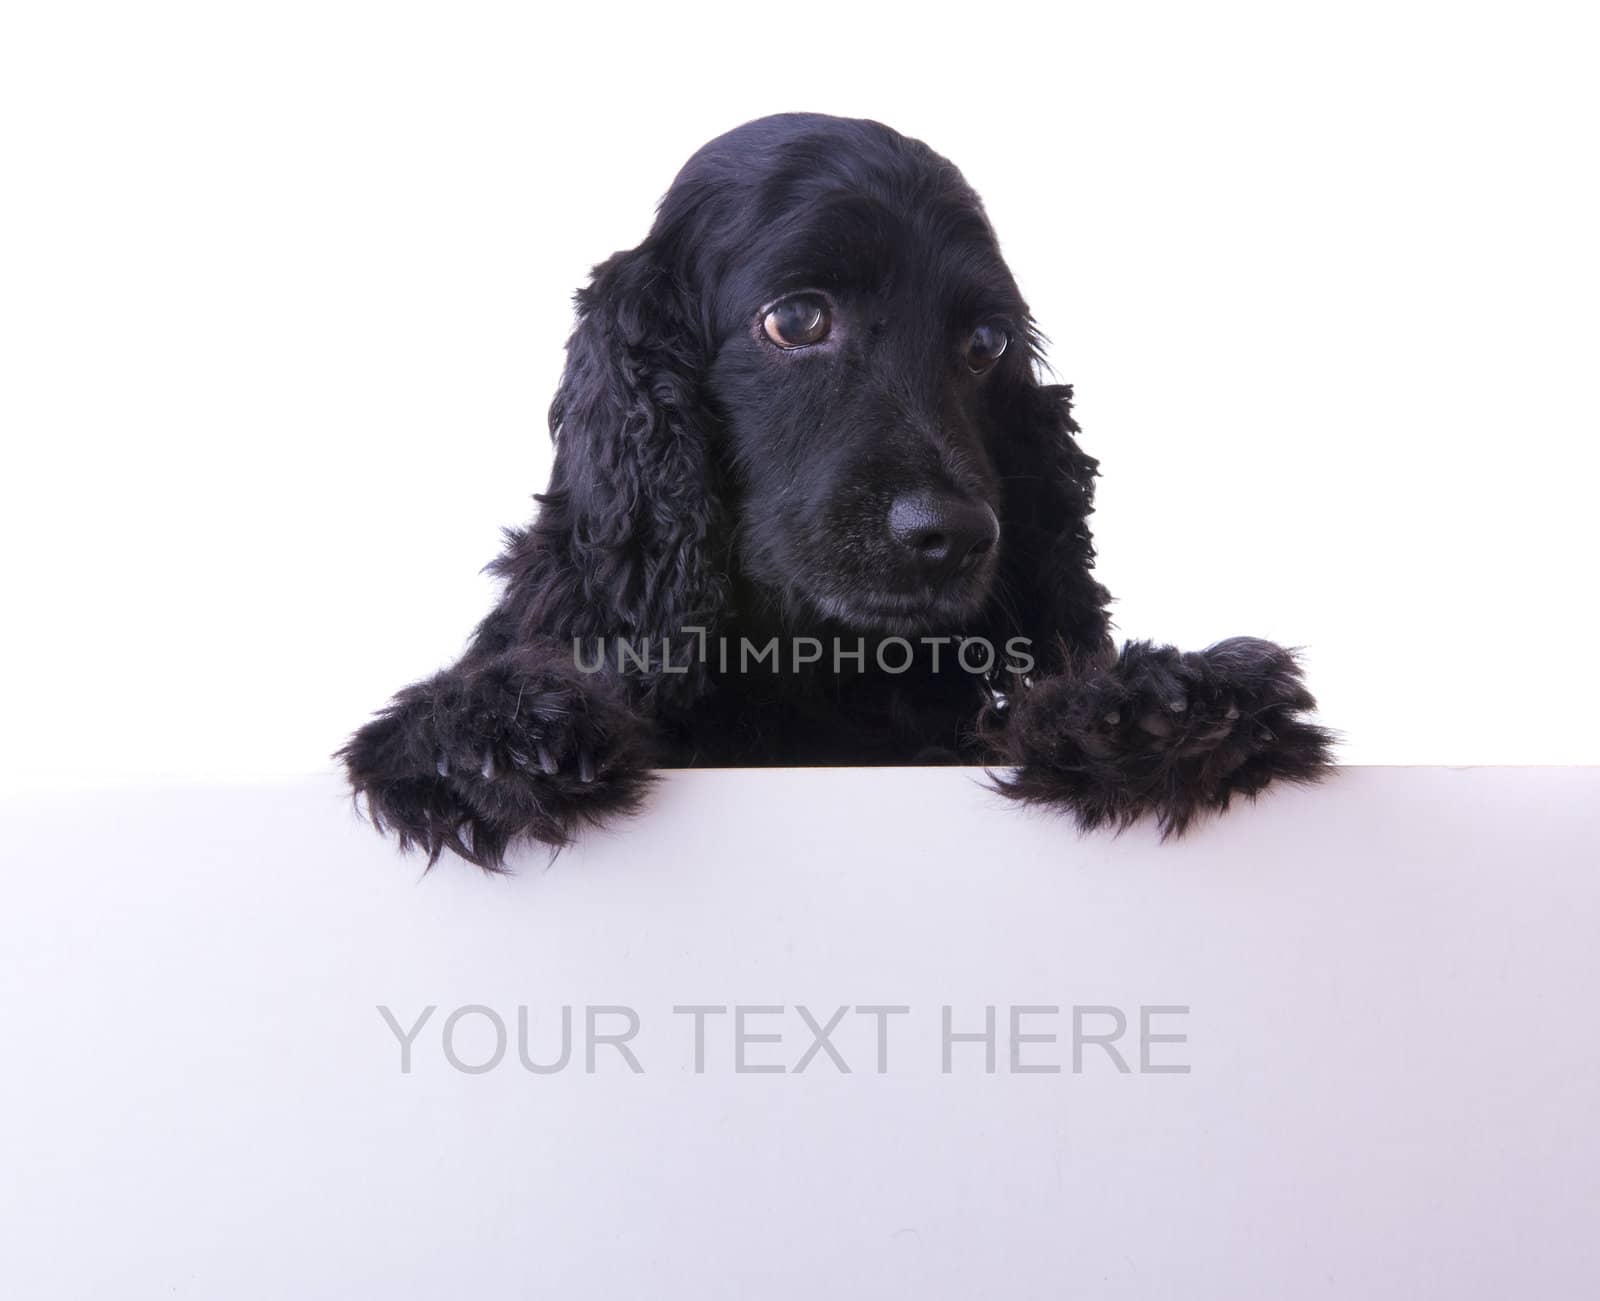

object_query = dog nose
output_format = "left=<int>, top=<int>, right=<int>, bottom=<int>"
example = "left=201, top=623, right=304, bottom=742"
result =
left=887, top=491, right=1000, bottom=581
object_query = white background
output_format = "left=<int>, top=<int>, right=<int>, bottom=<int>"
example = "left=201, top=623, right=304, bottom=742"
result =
left=3, top=0, right=1598, bottom=790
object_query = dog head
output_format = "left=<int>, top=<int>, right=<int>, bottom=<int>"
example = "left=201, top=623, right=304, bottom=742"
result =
left=528, top=114, right=1107, bottom=674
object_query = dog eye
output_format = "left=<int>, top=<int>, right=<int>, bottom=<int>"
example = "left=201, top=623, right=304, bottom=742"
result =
left=965, top=321, right=1010, bottom=371
left=762, top=295, right=831, bottom=348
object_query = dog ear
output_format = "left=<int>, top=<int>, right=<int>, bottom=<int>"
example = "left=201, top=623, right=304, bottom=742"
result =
left=991, top=378, right=1115, bottom=669
left=489, top=242, right=727, bottom=699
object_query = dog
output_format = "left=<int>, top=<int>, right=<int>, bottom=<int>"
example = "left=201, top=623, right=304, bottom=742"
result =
left=340, top=113, right=1333, bottom=868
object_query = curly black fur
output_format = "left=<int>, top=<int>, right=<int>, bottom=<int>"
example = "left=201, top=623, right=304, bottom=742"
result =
left=338, top=113, right=1334, bottom=867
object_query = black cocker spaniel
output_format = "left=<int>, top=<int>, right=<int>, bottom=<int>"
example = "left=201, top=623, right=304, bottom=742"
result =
left=340, top=113, right=1333, bottom=868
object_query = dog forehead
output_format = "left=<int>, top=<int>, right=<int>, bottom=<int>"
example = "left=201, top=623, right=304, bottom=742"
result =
left=743, top=187, right=1009, bottom=303
left=756, top=191, right=909, bottom=288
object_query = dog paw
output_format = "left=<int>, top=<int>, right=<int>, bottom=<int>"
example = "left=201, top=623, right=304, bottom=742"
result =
left=432, top=662, right=600, bottom=782
left=990, top=637, right=1334, bottom=835
left=339, top=650, right=652, bottom=868
left=1099, top=637, right=1315, bottom=763
left=426, top=657, right=649, bottom=827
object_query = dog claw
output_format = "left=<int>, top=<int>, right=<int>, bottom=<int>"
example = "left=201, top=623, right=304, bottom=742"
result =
left=480, top=751, right=496, bottom=781
left=578, top=750, right=595, bottom=784
left=536, top=744, right=558, bottom=775
left=436, top=756, right=450, bottom=778
left=1103, top=710, right=1120, bottom=726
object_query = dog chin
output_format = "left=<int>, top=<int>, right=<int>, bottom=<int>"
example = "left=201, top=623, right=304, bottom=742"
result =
left=811, top=582, right=993, bottom=636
